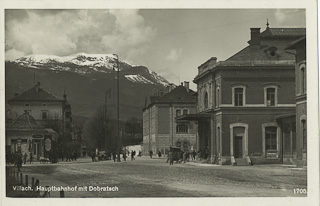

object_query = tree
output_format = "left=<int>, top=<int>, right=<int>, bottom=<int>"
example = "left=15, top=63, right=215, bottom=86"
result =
left=82, top=106, right=116, bottom=152
left=124, top=117, right=142, bottom=146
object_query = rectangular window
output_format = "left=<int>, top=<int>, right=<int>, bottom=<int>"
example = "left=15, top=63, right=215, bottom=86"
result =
left=267, top=88, right=275, bottom=106
left=234, top=88, right=243, bottom=106
left=176, top=125, right=188, bottom=133
left=265, top=127, right=277, bottom=151
left=41, top=111, right=48, bottom=119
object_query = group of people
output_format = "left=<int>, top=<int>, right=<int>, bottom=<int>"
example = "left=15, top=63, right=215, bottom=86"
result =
left=6, top=151, right=34, bottom=172
left=61, top=151, right=79, bottom=162
left=167, top=150, right=198, bottom=165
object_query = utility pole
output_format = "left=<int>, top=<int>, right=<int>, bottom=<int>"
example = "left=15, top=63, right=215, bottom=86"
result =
left=114, top=54, right=121, bottom=162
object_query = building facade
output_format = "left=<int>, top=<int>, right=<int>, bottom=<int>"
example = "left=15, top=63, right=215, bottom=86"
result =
left=142, top=82, right=197, bottom=156
left=6, top=82, right=72, bottom=160
left=178, top=26, right=306, bottom=165
left=277, top=36, right=307, bottom=167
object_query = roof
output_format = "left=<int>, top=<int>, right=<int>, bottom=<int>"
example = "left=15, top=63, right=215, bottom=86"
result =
left=285, top=36, right=306, bottom=50
left=260, top=28, right=306, bottom=37
left=6, top=114, right=46, bottom=131
left=8, top=84, right=62, bottom=103
left=144, top=86, right=196, bottom=110
left=156, top=86, right=196, bottom=103
left=194, top=27, right=305, bottom=82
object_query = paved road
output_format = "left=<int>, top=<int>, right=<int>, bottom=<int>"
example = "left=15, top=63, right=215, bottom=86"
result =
left=7, top=157, right=307, bottom=197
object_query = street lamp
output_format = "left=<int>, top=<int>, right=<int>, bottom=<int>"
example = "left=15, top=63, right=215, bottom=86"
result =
left=113, top=54, right=121, bottom=162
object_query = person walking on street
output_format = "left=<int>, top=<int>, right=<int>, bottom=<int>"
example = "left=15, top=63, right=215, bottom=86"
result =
left=17, top=152, right=22, bottom=172
left=23, top=153, right=27, bottom=164
left=123, top=151, right=127, bottom=161
left=131, top=150, right=134, bottom=161
left=29, top=152, right=33, bottom=164
left=158, top=151, right=162, bottom=158
left=169, top=151, right=174, bottom=165
left=149, top=150, right=153, bottom=158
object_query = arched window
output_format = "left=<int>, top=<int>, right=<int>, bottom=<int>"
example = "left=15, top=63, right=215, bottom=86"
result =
left=183, top=109, right=188, bottom=115
left=301, top=65, right=306, bottom=94
left=204, top=92, right=208, bottom=109
left=176, top=124, right=188, bottom=133
left=216, top=87, right=220, bottom=108
left=302, top=120, right=307, bottom=150
left=176, top=109, right=181, bottom=117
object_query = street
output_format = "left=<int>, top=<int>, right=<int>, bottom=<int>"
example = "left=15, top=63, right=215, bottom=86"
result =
left=7, top=157, right=307, bottom=198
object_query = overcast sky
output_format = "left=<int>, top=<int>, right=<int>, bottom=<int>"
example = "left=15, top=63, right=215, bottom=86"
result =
left=5, top=9, right=305, bottom=89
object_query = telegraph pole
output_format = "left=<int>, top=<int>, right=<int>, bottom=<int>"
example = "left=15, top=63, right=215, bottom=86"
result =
left=114, top=54, right=121, bottom=162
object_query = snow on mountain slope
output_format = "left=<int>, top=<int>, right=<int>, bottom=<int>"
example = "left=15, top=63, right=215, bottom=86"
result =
left=125, top=74, right=155, bottom=84
left=9, top=53, right=170, bottom=86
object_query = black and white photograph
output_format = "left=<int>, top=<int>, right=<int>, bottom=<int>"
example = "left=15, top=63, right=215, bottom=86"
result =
left=1, top=0, right=319, bottom=205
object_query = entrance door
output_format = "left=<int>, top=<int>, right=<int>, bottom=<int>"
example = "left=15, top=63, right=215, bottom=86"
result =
left=234, top=136, right=243, bottom=158
left=34, top=142, right=40, bottom=160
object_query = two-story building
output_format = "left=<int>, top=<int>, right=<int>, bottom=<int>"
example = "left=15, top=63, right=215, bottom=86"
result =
left=142, top=82, right=197, bottom=156
left=6, top=82, right=72, bottom=159
left=178, top=26, right=305, bottom=165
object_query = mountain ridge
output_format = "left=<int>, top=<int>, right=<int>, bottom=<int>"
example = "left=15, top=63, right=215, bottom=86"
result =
left=5, top=53, right=171, bottom=120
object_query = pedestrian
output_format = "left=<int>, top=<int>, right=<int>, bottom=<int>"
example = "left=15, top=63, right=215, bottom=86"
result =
left=169, top=151, right=174, bottom=165
left=192, top=150, right=196, bottom=161
left=123, top=152, right=127, bottom=161
left=23, top=153, right=27, bottom=164
left=17, top=152, right=22, bottom=172
left=112, top=151, right=116, bottom=162
left=158, top=151, right=162, bottom=158
left=131, top=150, right=134, bottom=161
left=91, top=151, right=95, bottom=162
left=133, top=151, right=136, bottom=160
left=149, top=150, right=153, bottom=158
left=138, top=150, right=142, bottom=157
left=183, top=152, right=186, bottom=163
left=29, top=152, right=33, bottom=164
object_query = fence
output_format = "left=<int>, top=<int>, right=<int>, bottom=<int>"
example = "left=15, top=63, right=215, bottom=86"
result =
left=6, top=166, right=65, bottom=198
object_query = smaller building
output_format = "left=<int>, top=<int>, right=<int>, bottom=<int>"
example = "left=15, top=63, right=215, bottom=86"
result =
left=6, top=113, right=59, bottom=161
left=142, top=82, right=197, bottom=156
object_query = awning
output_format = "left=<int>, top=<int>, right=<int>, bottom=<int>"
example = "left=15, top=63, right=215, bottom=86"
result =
left=176, top=113, right=211, bottom=121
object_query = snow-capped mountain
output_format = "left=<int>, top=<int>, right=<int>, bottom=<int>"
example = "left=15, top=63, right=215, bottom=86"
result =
left=11, top=53, right=169, bottom=86
left=6, top=53, right=171, bottom=119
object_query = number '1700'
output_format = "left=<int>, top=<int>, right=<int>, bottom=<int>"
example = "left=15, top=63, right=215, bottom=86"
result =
left=293, top=188, right=307, bottom=194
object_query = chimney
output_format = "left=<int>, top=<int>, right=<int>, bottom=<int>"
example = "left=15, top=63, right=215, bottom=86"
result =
left=184, top=81, right=189, bottom=93
left=168, top=83, right=174, bottom=92
left=36, top=82, right=41, bottom=92
left=249, top=28, right=261, bottom=47
left=211, top=57, right=217, bottom=64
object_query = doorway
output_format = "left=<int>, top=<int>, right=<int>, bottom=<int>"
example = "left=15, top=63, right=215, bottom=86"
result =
left=234, top=136, right=243, bottom=158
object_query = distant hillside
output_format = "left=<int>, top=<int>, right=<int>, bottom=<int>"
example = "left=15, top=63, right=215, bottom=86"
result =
left=5, top=53, right=170, bottom=121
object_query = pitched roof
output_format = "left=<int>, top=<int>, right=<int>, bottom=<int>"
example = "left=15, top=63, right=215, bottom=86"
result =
left=224, top=28, right=306, bottom=64
left=285, top=36, right=306, bottom=50
left=6, top=114, right=46, bottom=131
left=157, top=86, right=196, bottom=103
left=144, top=86, right=196, bottom=110
left=260, top=28, right=306, bottom=37
left=8, top=85, right=62, bottom=102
